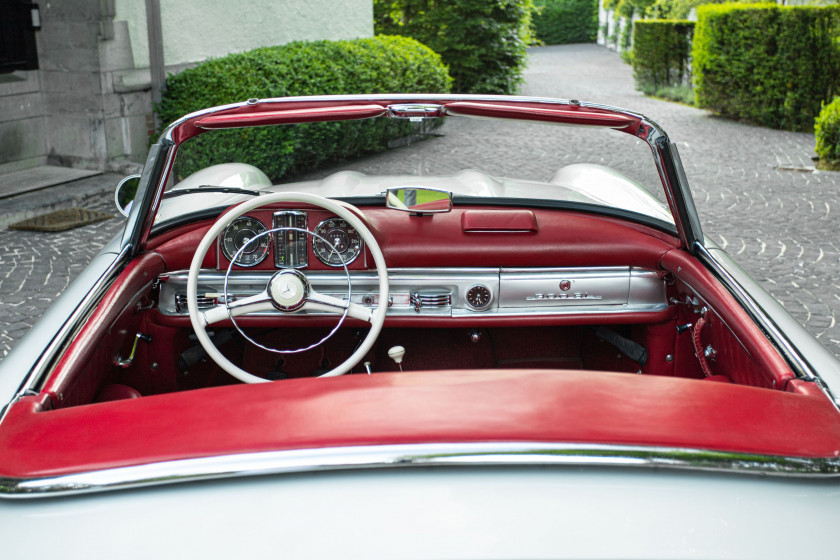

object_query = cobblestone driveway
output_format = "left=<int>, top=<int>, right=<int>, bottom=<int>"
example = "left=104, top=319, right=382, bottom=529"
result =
left=523, top=45, right=840, bottom=356
left=2, top=44, right=839, bottom=359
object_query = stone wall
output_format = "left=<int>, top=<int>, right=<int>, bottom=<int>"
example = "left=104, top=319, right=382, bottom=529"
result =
left=115, top=0, right=373, bottom=69
left=0, top=0, right=373, bottom=173
left=0, top=71, right=46, bottom=174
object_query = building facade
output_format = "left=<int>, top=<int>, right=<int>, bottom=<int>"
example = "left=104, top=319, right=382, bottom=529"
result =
left=0, top=0, right=373, bottom=175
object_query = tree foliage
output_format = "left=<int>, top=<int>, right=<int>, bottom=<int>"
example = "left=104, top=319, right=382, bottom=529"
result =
left=374, top=0, right=536, bottom=94
left=533, top=0, right=599, bottom=45
left=816, top=97, right=840, bottom=167
left=631, top=19, right=694, bottom=94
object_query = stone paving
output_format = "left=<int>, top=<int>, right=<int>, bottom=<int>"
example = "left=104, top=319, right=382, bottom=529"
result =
left=522, top=45, right=840, bottom=357
left=0, top=190, right=126, bottom=357
left=1, top=43, right=839, bottom=360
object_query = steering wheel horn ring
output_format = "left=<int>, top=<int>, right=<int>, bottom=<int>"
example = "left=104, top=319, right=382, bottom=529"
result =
left=187, top=192, right=389, bottom=383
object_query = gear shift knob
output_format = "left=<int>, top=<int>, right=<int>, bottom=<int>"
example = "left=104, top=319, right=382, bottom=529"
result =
left=388, top=346, right=406, bottom=371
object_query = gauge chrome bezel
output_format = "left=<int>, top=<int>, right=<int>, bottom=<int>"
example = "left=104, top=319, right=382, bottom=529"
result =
left=312, top=217, right=364, bottom=267
left=219, top=216, right=270, bottom=268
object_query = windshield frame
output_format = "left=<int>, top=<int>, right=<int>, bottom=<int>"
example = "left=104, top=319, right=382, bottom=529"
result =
left=129, top=94, right=702, bottom=254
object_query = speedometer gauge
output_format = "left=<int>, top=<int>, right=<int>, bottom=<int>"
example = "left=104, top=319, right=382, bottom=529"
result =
left=312, top=218, right=363, bottom=267
left=220, top=217, right=269, bottom=267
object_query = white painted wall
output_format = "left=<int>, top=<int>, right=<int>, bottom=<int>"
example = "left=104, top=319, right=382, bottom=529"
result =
left=115, top=0, right=374, bottom=69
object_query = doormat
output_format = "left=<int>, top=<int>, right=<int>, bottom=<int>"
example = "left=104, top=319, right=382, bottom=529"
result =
left=8, top=207, right=114, bottom=232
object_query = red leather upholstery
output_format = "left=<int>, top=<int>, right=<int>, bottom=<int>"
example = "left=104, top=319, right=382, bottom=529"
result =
left=3, top=370, right=839, bottom=479
left=43, top=252, right=166, bottom=409
left=94, top=384, right=142, bottom=402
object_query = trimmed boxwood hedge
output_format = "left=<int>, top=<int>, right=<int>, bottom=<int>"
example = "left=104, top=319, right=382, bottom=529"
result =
left=692, top=4, right=840, bottom=131
left=815, top=97, right=840, bottom=170
left=533, top=0, right=598, bottom=45
left=646, top=0, right=763, bottom=20
left=157, top=36, right=452, bottom=182
left=374, top=0, right=535, bottom=94
left=631, top=19, right=694, bottom=94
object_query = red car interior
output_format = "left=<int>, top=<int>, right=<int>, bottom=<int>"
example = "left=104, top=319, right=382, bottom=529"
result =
left=3, top=203, right=834, bottom=481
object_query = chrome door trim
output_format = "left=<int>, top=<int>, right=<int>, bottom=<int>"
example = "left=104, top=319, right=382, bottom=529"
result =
left=0, top=243, right=133, bottom=428
left=693, top=243, right=840, bottom=412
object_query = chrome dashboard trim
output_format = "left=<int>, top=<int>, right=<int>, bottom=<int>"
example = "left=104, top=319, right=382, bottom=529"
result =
left=3, top=442, right=840, bottom=499
left=157, top=267, right=667, bottom=318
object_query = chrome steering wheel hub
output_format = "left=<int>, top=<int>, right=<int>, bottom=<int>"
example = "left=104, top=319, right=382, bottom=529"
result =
left=268, top=269, right=309, bottom=311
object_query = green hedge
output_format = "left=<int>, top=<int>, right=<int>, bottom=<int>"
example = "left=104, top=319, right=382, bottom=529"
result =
left=631, top=19, right=694, bottom=94
left=374, top=0, right=535, bottom=94
left=646, top=0, right=762, bottom=20
left=533, top=0, right=598, bottom=44
left=157, top=36, right=452, bottom=182
left=693, top=4, right=840, bottom=131
left=815, top=96, right=840, bottom=169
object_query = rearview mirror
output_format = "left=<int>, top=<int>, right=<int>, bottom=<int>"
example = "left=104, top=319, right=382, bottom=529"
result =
left=114, top=174, right=141, bottom=217
left=386, top=187, right=452, bottom=214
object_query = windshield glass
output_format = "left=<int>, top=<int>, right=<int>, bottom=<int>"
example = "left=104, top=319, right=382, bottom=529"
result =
left=158, top=112, right=674, bottom=227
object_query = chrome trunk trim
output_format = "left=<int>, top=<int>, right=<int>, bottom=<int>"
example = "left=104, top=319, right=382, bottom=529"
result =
left=2, top=442, right=840, bottom=499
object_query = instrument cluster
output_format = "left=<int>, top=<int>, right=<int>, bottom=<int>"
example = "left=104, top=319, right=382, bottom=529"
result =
left=218, top=210, right=364, bottom=269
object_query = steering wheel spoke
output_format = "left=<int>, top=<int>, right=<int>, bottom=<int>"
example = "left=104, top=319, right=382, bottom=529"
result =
left=202, top=290, right=273, bottom=326
left=304, top=290, right=374, bottom=323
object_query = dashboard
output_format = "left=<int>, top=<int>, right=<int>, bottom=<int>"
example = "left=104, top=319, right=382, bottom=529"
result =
left=159, top=266, right=668, bottom=320
left=151, top=205, right=677, bottom=325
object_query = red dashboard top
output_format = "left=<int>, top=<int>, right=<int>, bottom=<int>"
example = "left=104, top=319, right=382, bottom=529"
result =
left=148, top=206, right=680, bottom=272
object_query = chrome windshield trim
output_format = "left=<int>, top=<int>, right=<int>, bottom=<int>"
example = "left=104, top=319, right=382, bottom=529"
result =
left=3, top=442, right=840, bottom=499
left=153, top=94, right=696, bottom=248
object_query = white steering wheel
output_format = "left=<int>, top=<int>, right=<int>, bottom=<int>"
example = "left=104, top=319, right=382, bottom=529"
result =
left=187, top=192, right=389, bottom=383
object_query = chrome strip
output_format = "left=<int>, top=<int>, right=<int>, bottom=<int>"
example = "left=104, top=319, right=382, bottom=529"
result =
left=694, top=243, right=840, bottom=412
left=0, top=244, right=133, bottom=426
left=2, top=442, right=840, bottom=499
left=158, top=267, right=666, bottom=318
left=694, top=244, right=817, bottom=381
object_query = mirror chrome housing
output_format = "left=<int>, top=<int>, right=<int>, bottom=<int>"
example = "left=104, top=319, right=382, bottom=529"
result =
left=386, top=187, right=453, bottom=215
left=114, top=174, right=141, bottom=217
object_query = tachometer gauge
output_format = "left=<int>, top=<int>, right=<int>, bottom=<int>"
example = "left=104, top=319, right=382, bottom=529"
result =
left=220, top=216, right=269, bottom=267
left=312, top=217, right=363, bottom=267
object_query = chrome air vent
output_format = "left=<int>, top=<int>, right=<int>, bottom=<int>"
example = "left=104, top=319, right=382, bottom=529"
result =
left=175, top=293, right=230, bottom=314
left=410, top=290, right=452, bottom=313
